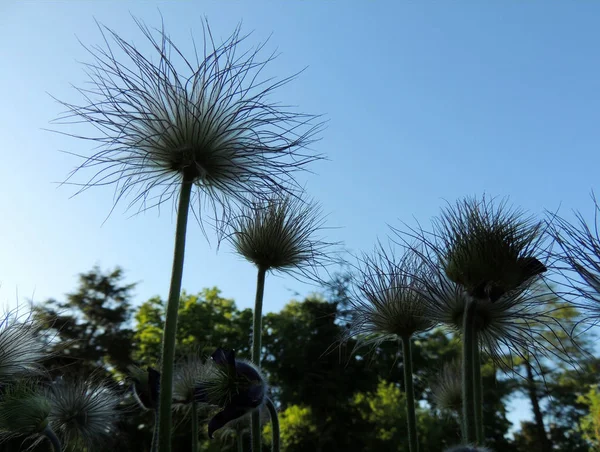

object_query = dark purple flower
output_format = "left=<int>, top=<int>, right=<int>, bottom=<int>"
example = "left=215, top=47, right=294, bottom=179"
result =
left=130, top=367, right=160, bottom=411
left=204, top=348, right=266, bottom=439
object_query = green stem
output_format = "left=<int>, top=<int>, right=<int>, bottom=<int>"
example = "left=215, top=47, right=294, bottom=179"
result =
left=265, top=397, right=280, bottom=452
left=462, top=298, right=478, bottom=443
left=401, top=335, right=419, bottom=452
left=151, top=410, right=159, bottom=452
left=251, top=266, right=267, bottom=452
left=237, top=431, right=244, bottom=452
left=157, top=177, right=193, bottom=452
left=191, top=399, right=198, bottom=452
left=44, top=426, right=61, bottom=452
left=473, top=337, right=484, bottom=445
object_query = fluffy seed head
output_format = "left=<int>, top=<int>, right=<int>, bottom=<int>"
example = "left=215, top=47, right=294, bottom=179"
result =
left=0, top=382, right=51, bottom=438
left=346, top=244, right=434, bottom=349
left=229, top=194, right=333, bottom=278
left=418, top=258, right=567, bottom=368
left=53, top=16, right=323, bottom=232
left=173, top=355, right=210, bottom=407
left=431, top=360, right=462, bottom=414
left=47, top=378, right=121, bottom=450
left=548, top=193, right=600, bottom=315
left=434, top=196, right=546, bottom=302
left=0, top=312, right=47, bottom=380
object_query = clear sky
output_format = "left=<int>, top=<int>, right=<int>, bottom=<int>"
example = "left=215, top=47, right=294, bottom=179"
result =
left=1, top=0, right=599, bottom=435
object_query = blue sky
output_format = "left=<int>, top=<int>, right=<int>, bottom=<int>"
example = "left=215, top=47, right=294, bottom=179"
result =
left=1, top=0, right=599, bottom=435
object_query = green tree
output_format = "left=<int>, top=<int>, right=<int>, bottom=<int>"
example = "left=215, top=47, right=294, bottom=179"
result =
left=32, top=266, right=136, bottom=378
left=133, top=287, right=253, bottom=364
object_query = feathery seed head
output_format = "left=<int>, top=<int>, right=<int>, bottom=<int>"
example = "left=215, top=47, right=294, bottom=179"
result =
left=173, top=355, right=210, bottom=407
left=0, top=382, right=51, bottom=439
left=548, top=193, right=600, bottom=314
left=346, top=244, right=434, bottom=348
left=430, top=360, right=462, bottom=414
left=53, top=17, right=323, bottom=232
left=230, top=194, right=333, bottom=277
left=47, top=378, right=121, bottom=450
left=420, top=261, right=565, bottom=368
left=435, top=196, right=546, bottom=302
left=0, top=313, right=47, bottom=380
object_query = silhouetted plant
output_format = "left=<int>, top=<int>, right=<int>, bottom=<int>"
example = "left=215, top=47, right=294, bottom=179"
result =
left=52, top=15, right=323, bottom=451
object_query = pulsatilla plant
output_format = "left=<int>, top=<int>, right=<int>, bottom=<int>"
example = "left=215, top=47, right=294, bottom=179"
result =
left=395, top=195, right=550, bottom=447
left=434, top=196, right=547, bottom=303
left=345, top=243, right=434, bottom=452
left=52, top=15, right=322, bottom=451
left=548, top=192, right=600, bottom=316
left=229, top=193, right=332, bottom=451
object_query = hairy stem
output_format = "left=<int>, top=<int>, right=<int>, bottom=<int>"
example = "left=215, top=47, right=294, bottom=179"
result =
left=473, top=339, right=484, bottom=444
left=237, top=431, right=244, bottom=452
left=44, top=426, right=61, bottom=452
left=401, top=335, right=419, bottom=452
left=152, top=410, right=159, bottom=452
left=266, top=397, right=280, bottom=452
left=251, top=266, right=267, bottom=452
left=462, top=298, right=478, bottom=443
left=158, top=177, right=193, bottom=452
left=191, top=399, right=198, bottom=452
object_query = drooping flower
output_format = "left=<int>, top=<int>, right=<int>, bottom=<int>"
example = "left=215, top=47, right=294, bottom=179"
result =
left=345, top=243, right=434, bottom=348
left=46, top=377, right=122, bottom=450
left=52, top=16, right=323, bottom=231
left=129, top=366, right=161, bottom=411
left=229, top=193, right=334, bottom=279
left=431, top=196, right=547, bottom=302
left=197, top=348, right=267, bottom=439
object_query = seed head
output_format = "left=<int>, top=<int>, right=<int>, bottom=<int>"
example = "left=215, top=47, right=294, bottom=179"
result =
left=229, top=194, right=334, bottom=279
left=431, top=360, right=462, bottom=414
left=173, top=355, right=210, bottom=408
left=0, top=382, right=51, bottom=439
left=418, top=259, right=565, bottom=368
left=47, top=377, right=121, bottom=450
left=434, top=196, right=546, bottom=302
left=345, top=243, right=434, bottom=349
left=548, top=192, right=600, bottom=314
left=53, top=16, right=323, bottom=233
left=0, top=312, right=48, bottom=380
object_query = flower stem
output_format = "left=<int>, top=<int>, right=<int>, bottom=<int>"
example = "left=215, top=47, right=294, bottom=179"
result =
left=473, top=338, right=484, bottom=444
left=251, top=266, right=267, bottom=452
left=44, top=426, right=61, bottom=452
left=401, top=335, right=419, bottom=452
left=157, top=177, right=193, bottom=452
left=151, top=410, right=159, bottom=452
left=266, top=397, right=280, bottom=452
left=191, top=399, right=198, bottom=452
left=237, top=431, right=244, bottom=452
left=462, top=298, right=478, bottom=443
